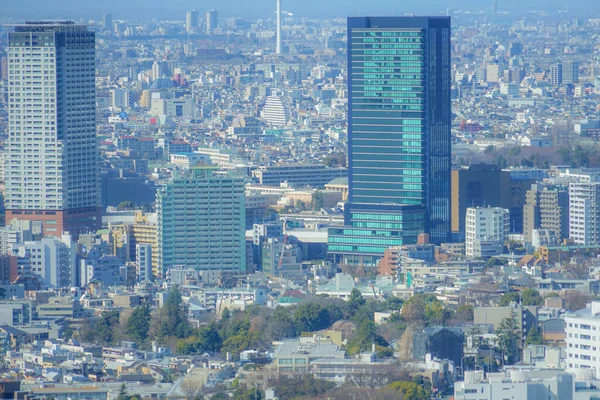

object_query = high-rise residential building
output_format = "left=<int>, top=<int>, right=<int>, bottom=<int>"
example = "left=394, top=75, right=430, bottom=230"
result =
left=328, top=16, right=451, bottom=268
left=6, top=22, right=100, bottom=238
left=465, top=207, right=510, bottom=259
left=102, top=13, right=113, bottom=33
left=451, top=164, right=511, bottom=236
left=206, top=9, right=218, bottom=34
left=569, top=181, right=600, bottom=245
left=563, top=60, right=579, bottom=84
left=157, top=168, right=246, bottom=277
left=262, top=95, right=291, bottom=126
left=185, top=10, right=199, bottom=34
left=550, top=63, right=563, bottom=86
left=523, top=184, right=569, bottom=243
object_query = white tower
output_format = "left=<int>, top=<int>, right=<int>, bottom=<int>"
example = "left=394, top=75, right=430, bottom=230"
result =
left=276, top=0, right=282, bottom=54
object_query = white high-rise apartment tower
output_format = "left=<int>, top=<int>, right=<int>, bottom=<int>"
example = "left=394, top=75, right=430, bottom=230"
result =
left=6, top=21, right=100, bottom=237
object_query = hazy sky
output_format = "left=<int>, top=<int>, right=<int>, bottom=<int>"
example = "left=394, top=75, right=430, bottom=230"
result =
left=2, top=0, right=599, bottom=21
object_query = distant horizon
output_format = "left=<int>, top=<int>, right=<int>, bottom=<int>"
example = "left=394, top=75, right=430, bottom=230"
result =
left=1, top=0, right=600, bottom=21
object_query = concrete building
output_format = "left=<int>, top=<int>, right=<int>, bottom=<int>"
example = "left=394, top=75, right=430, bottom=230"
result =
left=465, top=207, right=510, bottom=259
left=565, top=301, right=600, bottom=376
left=136, top=243, right=153, bottom=282
left=455, top=369, right=600, bottom=400
left=157, top=168, right=246, bottom=276
left=451, top=164, right=511, bottom=235
left=5, top=21, right=101, bottom=237
left=262, top=95, right=291, bottom=126
left=0, top=300, right=32, bottom=326
left=550, top=63, right=563, bottom=86
left=569, top=182, right=600, bottom=245
left=271, top=337, right=345, bottom=376
left=523, top=184, right=569, bottom=244
left=261, top=238, right=302, bottom=278
left=563, top=61, right=579, bottom=84
left=252, top=165, right=346, bottom=187
left=11, top=235, right=77, bottom=288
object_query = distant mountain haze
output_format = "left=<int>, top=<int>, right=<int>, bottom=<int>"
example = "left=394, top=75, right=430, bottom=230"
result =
left=2, top=0, right=599, bottom=20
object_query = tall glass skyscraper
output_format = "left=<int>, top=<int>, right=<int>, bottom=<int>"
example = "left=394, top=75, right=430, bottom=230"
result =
left=328, top=17, right=451, bottom=267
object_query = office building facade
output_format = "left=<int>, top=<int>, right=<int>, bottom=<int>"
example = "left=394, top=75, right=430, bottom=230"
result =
left=328, top=17, right=451, bottom=267
left=157, top=168, right=246, bottom=276
left=6, top=21, right=101, bottom=237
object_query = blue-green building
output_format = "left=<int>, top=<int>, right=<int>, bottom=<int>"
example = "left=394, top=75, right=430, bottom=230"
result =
left=158, top=168, right=246, bottom=277
left=328, top=17, right=451, bottom=267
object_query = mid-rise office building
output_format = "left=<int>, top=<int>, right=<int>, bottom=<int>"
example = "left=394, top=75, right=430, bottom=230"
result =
left=523, top=184, right=569, bottom=243
left=328, top=16, right=452, bottom=267
left=5, top=21, right=100, bottom=237
left=157, top=168, right=246, bottom=276
left=465, top=207, right=510, bottom=259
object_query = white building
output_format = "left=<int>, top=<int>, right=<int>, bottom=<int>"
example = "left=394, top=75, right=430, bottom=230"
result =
left=569, top=182, right=600, bottom=245
left=465, top=207, right=510, bottom=259
left=6, top=21, right=101, bottom=236
left=136, top=243, right=153, bottom=282
left=565, top=301, right=600, bottom=376
left=455, top=369, right=600, bottom=400
left=262, top=95, right=291, bottom=126
left=11, top=234, right=76, bottom=288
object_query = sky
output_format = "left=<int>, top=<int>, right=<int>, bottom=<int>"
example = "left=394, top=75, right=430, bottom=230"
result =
left=2, top=0, right=600, bottom=21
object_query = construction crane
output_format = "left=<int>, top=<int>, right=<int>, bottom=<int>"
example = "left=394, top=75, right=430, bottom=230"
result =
left=277, top=234, right=289, bottom=278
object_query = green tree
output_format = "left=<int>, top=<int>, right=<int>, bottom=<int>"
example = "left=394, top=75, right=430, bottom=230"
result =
left=495, top=311, right=521, bottom=365
left=499, top=292, right=520, bottom=306
left=151, top=286, right=193, bottom=342
left=126, top=305, right=151, bottom=343
left=268, top=375, right=336, bottom=400
left=312, top=190, right=324, bottom=210
left=117, top=201, right=135, bottom=211
left=401, top=294, right=449, bottom=327
left=268, top=306, right=297, bottom=340
left=524, top=325, right=544, bottom=346
left=293, top=302, right=331, bottom=332
left=455, top=304, right=474, bottom=322
left=381, top=380, right=429, bottom=400
left=346, top=288, right=366, bottom=317
left=521, top=288, right=543, bottom=306
left=346, top=319, right=388, bottom=355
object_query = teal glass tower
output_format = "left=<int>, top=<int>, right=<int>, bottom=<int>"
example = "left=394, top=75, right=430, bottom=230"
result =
left=328, top=16, right=451, bottom=267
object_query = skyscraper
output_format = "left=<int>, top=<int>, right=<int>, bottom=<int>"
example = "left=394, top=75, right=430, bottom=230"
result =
left=157, top=168, right=246, bottom=278
left=206, top=10, right=218, bottom=34
left=102, top=13, right=113, bottom=33
left=328, top=17, right=451, bottom=268
left=6, top=21, right=100, bottom=237
left=563, top=60, right=579, bottom=84
left=550, top=63, right=563, bottom=86
left=185, top=10, right=199, bottom=34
